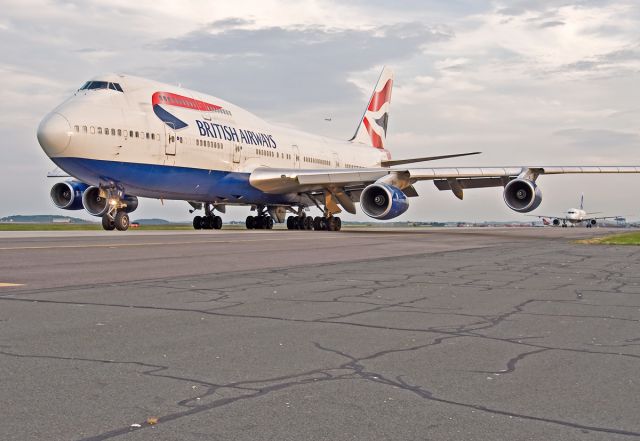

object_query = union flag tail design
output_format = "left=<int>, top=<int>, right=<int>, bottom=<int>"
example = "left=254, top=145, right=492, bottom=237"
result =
left=350, top=66, right=393, bottom=149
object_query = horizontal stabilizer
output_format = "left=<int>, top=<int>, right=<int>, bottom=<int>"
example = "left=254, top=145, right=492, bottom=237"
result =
left=381, top=152, right=481, bottom=167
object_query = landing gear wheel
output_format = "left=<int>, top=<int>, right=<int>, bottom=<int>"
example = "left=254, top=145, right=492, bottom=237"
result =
left=213, top=216, right=223, bottom=230
left=265, top=216, right=274, bottom=230
left=327, top=217, right=337, bottom=231
left=286, top=216, right=295, bottom=230
left=313, top=217, right=323, bottom=231
left=114, top=211, right=130, bottom=231
left=102, top=215, right=116, bottom=231
left=201, top=216, right=213, bottom=230
left=333, top=217, right=342, bottom=231
left=303, top=216, right=313, bottom=230
left=255, top=216, right=265, bottom=229
left=246, top=216, right=255, bottom=229
left=193, top=216, right=202, bottom=230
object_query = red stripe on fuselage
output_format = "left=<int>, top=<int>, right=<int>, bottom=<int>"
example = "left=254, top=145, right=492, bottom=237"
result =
left=151, top=91, right=222, bottom=112
left=367, top=79, right=393, bottom=113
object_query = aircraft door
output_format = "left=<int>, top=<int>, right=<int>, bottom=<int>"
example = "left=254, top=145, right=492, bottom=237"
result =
left=165, top=123, right=176, bottom=156
left=292, top=145, right=300, bottom=169
left=233, top=144, right=242, bottom=163
left=332, top=152, right=340, bottom=168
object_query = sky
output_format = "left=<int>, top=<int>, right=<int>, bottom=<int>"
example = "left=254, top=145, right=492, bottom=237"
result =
left=1, top=0, right=639, bottom=222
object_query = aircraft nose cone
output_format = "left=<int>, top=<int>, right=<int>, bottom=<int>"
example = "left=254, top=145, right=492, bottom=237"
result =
left=37, top=112, right=71, bottom=156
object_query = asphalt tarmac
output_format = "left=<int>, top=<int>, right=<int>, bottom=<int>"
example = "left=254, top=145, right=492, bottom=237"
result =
left=0, top=227, right=639, bottom=440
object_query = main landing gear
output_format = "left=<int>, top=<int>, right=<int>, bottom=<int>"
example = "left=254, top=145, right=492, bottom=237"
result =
left=193, top=203, right=223, bottom=230
left=246, top=206, right=274, bottom=229
left=286, top=214, right=342, bottom=231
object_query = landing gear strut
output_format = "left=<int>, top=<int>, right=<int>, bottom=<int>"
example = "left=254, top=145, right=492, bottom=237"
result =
left=192, top=203, right=223, bottom=230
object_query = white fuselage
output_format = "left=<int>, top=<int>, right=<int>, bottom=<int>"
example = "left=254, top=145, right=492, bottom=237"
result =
left=564, top=208, right=587, bottom=224
left=38, top=73, right=388, bottom=205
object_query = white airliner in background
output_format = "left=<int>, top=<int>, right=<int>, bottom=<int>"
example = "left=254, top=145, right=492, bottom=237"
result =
left=37, top=67, right=640, bottom=231
left=532, top=195, right=625, bottom=228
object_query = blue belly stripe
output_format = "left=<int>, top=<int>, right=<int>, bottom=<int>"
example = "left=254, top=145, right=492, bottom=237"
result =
left=52, top=157, right=296, bottom=205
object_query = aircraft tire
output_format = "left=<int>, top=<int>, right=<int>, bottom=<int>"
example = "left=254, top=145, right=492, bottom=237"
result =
left=114, top=211, right=130, bottom=231
left=286, top=216, right=294, bottom=230
left=246, top=216, right=255, bottom=229
left=303, top=216, right=312, bottom=230
left=102, top=215, right=116, bottom=231
left=266, top=217, right=274, bottom=229
left=213, top=216, right=223, bottom=230
left=334, top=217, right=342, bottom=231
left=193, top=216, right=202, bottom=230
left=313, top=217, right=322, bottom=230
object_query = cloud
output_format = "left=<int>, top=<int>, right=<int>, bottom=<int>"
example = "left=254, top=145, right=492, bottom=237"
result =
left=156, top=21, right=451, bottom=111
left=555, top=128, right=640, bottom=150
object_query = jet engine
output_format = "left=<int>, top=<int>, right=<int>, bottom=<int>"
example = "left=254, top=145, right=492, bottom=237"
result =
left=50, top=181, right=89, bottom=210
left=82, top=186, right=138, bottom=216
left=503, top=179, right=542, bottom=213
left=360, top=183, right=409, bottom=220
left=553, top=218, right=560, bottom=226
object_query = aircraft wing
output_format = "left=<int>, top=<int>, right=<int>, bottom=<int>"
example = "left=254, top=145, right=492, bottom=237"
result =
left=249, top=165, right=640, bottom=214
left=250, top=165, right=640, bottom=194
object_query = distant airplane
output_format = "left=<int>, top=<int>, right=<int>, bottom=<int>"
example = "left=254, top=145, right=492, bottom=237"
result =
left=533, top=195, right=625, bottom=228
left=37, top=67, right=640, bottom=231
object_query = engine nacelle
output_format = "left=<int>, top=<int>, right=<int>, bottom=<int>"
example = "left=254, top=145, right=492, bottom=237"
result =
left=360, top=183, right=409, bottom=220
left=553, top=218, right=560, bottom=226
left=82, top=186, right=138, bottom=216
left=590, top=219, right=597, bottom=226
left=503, top=179, right=543, bottom=213
left=50, top=181, right=89, bottom=210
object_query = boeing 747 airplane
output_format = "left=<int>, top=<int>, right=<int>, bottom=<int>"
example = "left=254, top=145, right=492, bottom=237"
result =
left=37, top=67, right=640, bottom=231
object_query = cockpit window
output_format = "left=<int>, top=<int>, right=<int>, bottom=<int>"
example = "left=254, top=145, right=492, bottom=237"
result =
left=79, top=81, right=124, bottom=92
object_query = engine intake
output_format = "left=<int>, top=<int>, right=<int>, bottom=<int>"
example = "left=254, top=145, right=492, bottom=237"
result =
left=503, top=179, right=542, bottom=213
left=50, top=181, right=88, bottom=210
left=360, top=183, right=409, bottom=220
left=82, top=186, right=138, bottom=216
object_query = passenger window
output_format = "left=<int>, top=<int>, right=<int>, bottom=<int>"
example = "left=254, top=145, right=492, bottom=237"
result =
left=97, top=127, right=102, bottom=135
left=146, top=132, right=150, bottom=139
left=129, top=130, right=133, bottom=137
left=117, top=129, right=122, bottom=136
left=104, top=128, right=109, bottom=135
left=156, top=133, right=160, bottom=141
left=151, top=133, right=155, bottom=140
left=111, top=129, right=115, bottom=136
left=82, top=126, right=87, bottom=133
left=135, top=131, right=139, bottom=138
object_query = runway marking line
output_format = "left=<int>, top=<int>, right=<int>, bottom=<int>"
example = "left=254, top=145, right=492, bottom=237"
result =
left=0, top=233, right=412, bottom=251
left=0, top=283, right=24, bottom=287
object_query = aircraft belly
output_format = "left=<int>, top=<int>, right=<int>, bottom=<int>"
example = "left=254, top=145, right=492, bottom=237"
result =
left=52, top=157, right=299, bottom=204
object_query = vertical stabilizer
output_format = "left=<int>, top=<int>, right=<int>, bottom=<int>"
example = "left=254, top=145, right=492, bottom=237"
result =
left=580, top=194, right=584, bottom=210
left=350, top=66, right=394, bottom=149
